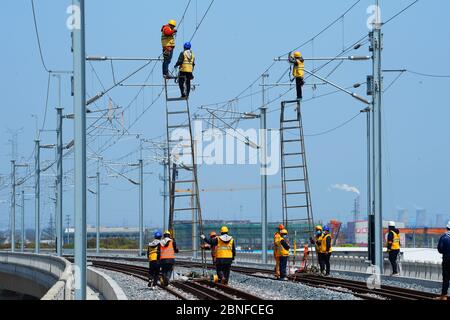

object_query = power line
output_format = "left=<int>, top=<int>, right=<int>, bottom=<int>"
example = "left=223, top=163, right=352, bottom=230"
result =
left=189, top=0, right=216, bottom=42
left=304, top=112, right=362, bottom=137
left=30, top=0, right=49, bottom=73
left=406, top=70, right=450, bottom=79
left=383, top=0, right=420, bottom=26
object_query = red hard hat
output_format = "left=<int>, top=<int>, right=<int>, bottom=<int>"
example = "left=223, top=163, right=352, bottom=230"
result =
left=278, top=224, right=285, bottom=230
left=210, top=231, right=217, bottom=237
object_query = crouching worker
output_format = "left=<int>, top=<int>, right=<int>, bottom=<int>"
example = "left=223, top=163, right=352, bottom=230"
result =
left=147, top=230, right=162, bottom=289
left=159, top=230, right=179, bottom=286
left=201, top=226, right=236, bottom=285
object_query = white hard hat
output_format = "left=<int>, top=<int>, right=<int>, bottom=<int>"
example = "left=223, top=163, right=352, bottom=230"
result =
left=388, top=221, right=396, bottom=227
left=447, top=221, right=450, bottom=229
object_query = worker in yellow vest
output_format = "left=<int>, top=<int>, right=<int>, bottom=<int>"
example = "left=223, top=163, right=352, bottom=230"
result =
left=161, top=19, right=177, bottom=78
left=288, top=51, right=305, bottom=100
left=387, top=221, right=401, bottom=276
left=147, top=230, right=162, bottom=289
left=320, top=226, right=333, bottom=276
left=276, top=229, right=291, bottom=281
left=273, top=224, right=285, bottom=279
left=174, top=42, right=195, bottom=98
left=159, top=230, right=179, bottom=286
left=201, top=226, right=236, bottom=285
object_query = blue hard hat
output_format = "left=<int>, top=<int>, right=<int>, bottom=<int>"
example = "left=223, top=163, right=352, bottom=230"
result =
left=323, top=225, right=330, bottom=232
left=184, top=42, right=192, bottom=50
left=154, top=230, right=162, bottom=238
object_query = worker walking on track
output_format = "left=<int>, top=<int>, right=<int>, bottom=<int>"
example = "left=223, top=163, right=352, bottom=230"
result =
left=321, top=226, right=333, bottom=276
left=435, top=221, right=450, bottom=300
left=276, top=229, right=291, bottom=281
left=174, top=42, right=195, bottom=98
left=147, top=230, right=162, bottom=289
left=159, top=230, right=179, bottom=286
left=161, top=19, right=177, bottom=78
left=386, top=221, right=401, bottom=276
left=201, top=226, right=236, bottom=285
left=288, top=51, right=305, bottom=100
left=273, top=224, right=285, bottom=279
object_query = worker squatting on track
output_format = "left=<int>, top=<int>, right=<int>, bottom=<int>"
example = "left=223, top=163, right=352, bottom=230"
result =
left=435, top=221, right=450, bottom=300
left=310, top=225, right=333, bottom=276
left=146, top=230, right=179, bottom=289
left=201, top=226, right=236, bottom=285
left=288, top=51, right=305, bottom=100
left=387, top=221, right=401, bottom=276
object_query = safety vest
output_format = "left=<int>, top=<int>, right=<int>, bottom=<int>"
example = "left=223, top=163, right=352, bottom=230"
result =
left=180, top=50, right=195, bottom=73
left=148, top=245, right=158, bottom=262
left=320, top=234, right=332, bottom=253
left=161, top=25, right=175, bottom=47
left=211, top=244, right=217, bottom=260
left=315, top=234, right=323, bottom=252
left=293, top=58, right=305, bottom=78
left=160, top=239, right=175, bottom=260
left=276, top=238, right=290, bottom=257
left=273, top=232, right=281, bottom=258
left=389, top=230, right=401, bottom=250
left=216, top=237, right=234, bottom=259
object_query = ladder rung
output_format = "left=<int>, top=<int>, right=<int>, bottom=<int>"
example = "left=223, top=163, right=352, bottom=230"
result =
left=282, top=139, right=301, bottom=143
left=167, top=97, right=188, bottom=102
left=174, top=180, right=195, bottom=184
left=282, top=165, right=304, bottom=169
left=282, top=119, right=298, bottom=123
left=282, top=99, right=301, bottom=104
left=168, top=110, right=189, bottom=115
left=168, top=124, right=190, bottom=129
left=284, top=179, right=305, bottom=182
left=173, top=208, right=198, bottom=211
left=173, top=194, right=196, bottom=198
left=282, top=152, right=303, bottom=156
left=284, top=205, right=308, bottom=209
left=178, top=166, right=194, bottom=170
left=285, top=192, right=307, bottom=195
left=281, top=126, right=301, bottom=130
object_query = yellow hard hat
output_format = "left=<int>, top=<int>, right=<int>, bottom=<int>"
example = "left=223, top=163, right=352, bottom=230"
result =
left=220, top=226, right=229, bottom=234
left=280, top=229, right=288, bottom=235
left=315, top=225, right=323, bottom=231
left=294, top=51, right=302, bottom=58
left=168, top=19, right=177, bottom=27
left=164, top=230, right=171, bottom=236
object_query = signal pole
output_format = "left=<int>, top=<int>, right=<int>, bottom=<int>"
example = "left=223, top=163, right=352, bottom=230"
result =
left=34, top=139, right=40, bottom=254
left=56, top=106, right=63, bottom=256
left=260, top=73, right=269, bottom=264
left=21, top=190, right=25, bottom=252
left=10, top=160, right=16, bottom=252
left=96, top=162, right=100, bottom=254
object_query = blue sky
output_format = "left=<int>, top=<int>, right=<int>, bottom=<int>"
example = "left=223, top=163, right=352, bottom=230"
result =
left=1, top=0, right=449, bottom=231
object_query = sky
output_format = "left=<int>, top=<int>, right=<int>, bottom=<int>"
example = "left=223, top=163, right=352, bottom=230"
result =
left=0, top=0, right=449, bottom=231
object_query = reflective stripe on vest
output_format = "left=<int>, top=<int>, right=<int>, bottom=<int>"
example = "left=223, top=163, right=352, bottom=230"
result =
left=273, top=232, right=281, bottom=257
left=148, top=246, right=158, bottom=262
left=180, top=51, right=195, bottom=73
left=161, top=26, right=175, bottom=47
left=390, top=231, right=401, bottom=250
left=160, top=239, right=175, bottom=260
left=320, top=234, right=332, bottom=253
left=293, top=58, right=305, bottom=78
left=276, top=238, right=290, bottom=257
left=216, top=238, right=233, bottom=259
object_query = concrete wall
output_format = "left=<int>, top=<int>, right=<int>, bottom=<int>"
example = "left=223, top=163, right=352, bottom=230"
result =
left=0, top=252, right=74, bottom=300
left=87, top=267, right=127, bottom=300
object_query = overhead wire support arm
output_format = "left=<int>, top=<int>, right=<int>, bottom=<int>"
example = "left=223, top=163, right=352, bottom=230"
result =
left=274, top=56, right=370, bottom=62
left=86, top=56, right=163, bottom=62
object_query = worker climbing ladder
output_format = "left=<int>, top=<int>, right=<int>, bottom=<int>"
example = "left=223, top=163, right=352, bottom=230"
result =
left=164, top=79, right=206, bottom=269
left=279, top=99, right=316, bottom=268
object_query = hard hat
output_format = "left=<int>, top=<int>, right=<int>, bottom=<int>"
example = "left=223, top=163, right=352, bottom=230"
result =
left=315, top=225, right=323, bottom=231
left=388, top=221, right=396, bottom=227
left=280, top=229, right=288, bottom=235
left=220, top=226, right=229, bottom=234
left=168, top=19, right=177, bottom=27
left=154, top=230, right=162, bottom=238
left=294, top=51, right=302, bottom=58
left=323, top=225, right=330, bottom=232
left=277, top=224, right=285, bottom=230
left=446, top=221, right=450, bottom=229
left=209, top=231, right=217, bottom=237
left=184, top=42, right=192, bottom=50
left=163, top=230, right=171, bottom=236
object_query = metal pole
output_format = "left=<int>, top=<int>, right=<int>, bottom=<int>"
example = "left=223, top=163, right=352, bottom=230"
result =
left=139, top=158, right=143, bottom=256
left=163, top=157, right=168, bottom=232
left=370, top=1, right=383, bottom=273
left=96, top=163, right=100, bottom=254
left=21, top=190, right=25, bottom=252
left=11, top=160, right=16, bottom=252
left=35, top=139, right=40, bottom=254
left=260, top=73, right=268, bottom=264
left=56, top=107, right=63, bottom=256
left=192, top=141, right=198, bottom=260
left=73, top=0, right=87, bottom=300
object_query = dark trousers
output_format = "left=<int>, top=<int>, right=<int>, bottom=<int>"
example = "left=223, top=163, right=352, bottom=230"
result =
left=318, top=253, right=331, bottom=275
left=389, top=250, right=400, bottom=274
left=279, top=256, right=288, bottom=279
left=216, top=263, right=232, bottom=284
left=160, top=262, right=174, bottom=286
left=162, top=48, right=174, bottom=76
left=148, top=262, right=160, bottom=286
left=295, top=77, right=304, bottom=99
left=178, top=72, right=193, bottom=97
left=442, top=260, right=450, bottom=295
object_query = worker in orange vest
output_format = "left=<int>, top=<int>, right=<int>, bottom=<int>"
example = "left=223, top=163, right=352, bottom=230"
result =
left=161, top=19, right=177, bottom=78
left=159, top=230, right=179, bottom=286
left=273, top=224, right=285, bottom=279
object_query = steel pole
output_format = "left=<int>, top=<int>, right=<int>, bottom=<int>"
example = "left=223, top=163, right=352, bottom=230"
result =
left=21, top=190, right=25, bottom=252
left=56, top=107, right=63, bottom=256
left=35, top=139, right=40, bottom=254
left=163, top=157, right=167, bottom=232
left=139, top=158, right=143, bottom=256
left=260, top=73, right=268, bottom=264
left=73, top=0, right=87, bottom=300
left=11, top=160, right=16, bottom=252
left=96, top=166, right=100, bottom=254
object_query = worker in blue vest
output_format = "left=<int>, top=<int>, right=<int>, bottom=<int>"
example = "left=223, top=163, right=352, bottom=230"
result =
left=435, top=221, right=450, bottom=300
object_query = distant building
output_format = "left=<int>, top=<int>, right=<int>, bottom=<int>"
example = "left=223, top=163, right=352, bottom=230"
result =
left=345, top=220, right=406, bottom=246
left=415, top=209, right=427, bottom=227
left=397, top=208, right=408, bottom=226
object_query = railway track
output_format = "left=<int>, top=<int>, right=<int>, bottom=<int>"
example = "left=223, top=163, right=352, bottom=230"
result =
left=89, top=259, right=262, bottom=300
